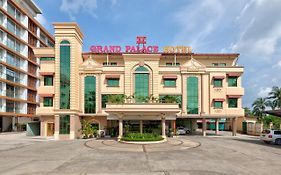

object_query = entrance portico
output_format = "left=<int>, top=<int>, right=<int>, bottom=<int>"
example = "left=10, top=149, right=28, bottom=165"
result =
left=105, top=103, right=180, bottom=141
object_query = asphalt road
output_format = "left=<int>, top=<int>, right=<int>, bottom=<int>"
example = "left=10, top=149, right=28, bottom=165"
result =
left=0, top=132, right=280, bottom=175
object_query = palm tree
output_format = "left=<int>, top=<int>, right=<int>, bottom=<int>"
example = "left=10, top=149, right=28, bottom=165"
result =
left=268, top=86, right=281, bottom=109
left=265, top=100, right=277, bottom=110
left=252, top=97, right=267, bottom=117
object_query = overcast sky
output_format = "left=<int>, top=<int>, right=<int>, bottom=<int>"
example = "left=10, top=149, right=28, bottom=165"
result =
left=34, top=0, right=281, bottom=108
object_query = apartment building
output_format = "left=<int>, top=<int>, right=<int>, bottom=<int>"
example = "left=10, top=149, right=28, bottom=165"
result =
left=34, top=23, right=244, bottom=140
left=0, top=0, right=54, bottom=132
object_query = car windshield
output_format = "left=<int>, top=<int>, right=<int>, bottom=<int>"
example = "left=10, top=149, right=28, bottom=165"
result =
left=262, top=130, right=270, bottom=134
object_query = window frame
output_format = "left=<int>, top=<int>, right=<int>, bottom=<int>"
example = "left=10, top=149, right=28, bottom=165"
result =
left=228, top=76, right=238, bottom=87
left=107, top=78, right=119, bottom=87
left=213, top=79, right=223, bottom=87
left=228, top=98, right=238, bottom=108
left=163, top=79, right=176, bottom=87
left=59, top=115, right=70, bottom=134
left=43, top=97, right=53, bottom=107
left=214, top=101, right=223, bottom=108
left=44, top=75, right=53, bottom=86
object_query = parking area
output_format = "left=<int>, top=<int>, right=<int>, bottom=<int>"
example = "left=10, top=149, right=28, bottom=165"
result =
left=0, top=132, right=280, bottom=175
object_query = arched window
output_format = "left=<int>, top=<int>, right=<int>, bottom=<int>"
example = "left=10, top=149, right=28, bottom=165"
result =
left=84, top=76, right=96, bottom=113
left=60, top=40, right=70, bottom=109
left=134, top=66, right=149, bottom=102
left=187, top=76, right=198, bottom=114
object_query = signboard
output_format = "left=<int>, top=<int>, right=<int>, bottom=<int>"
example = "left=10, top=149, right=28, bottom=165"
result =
left=90, top=36, right=192, bottom=54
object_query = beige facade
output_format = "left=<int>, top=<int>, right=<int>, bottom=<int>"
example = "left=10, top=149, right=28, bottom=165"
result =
left=35, top=23, right=244, bottom=140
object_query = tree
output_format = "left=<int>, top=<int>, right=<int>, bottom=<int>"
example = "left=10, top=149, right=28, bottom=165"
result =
left=265, top=100, right=277, bottom=110
left=244, top=107, right=253, bottom=117
left=268, top=86, right=281, bottom=109
left=252, top=97, right=267, bottom=117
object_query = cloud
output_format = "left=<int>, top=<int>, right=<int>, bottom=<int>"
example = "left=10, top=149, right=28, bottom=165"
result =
left=231, top=0, right=281, bottom=57
left=60, top=0, right=98, bottom=20
left=258, top=87, right=271, bottom=97
left=172, top=0, right=225, bottom=49
left=60, top=0, right=118, bottom=20
left=35, top=14, right=51, bottom=31
left=171, top=0, right=281, bottom=108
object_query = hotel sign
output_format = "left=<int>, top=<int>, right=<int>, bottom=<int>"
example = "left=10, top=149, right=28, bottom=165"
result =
left=90, top=36, right=192, bottom=54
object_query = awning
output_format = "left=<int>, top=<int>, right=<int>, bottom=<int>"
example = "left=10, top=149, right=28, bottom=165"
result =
left=212, top=76, right=225, bottom=79
left=40, top=94, right=54, bottom=97
left=213, top=98, right=225, bottom=102
left=39, top=72, right=54, bottom=76
left=227, top=95, right=242, bottom=98
left=227, top=73, right=242, bottom=77
left=105, top=75, right=120, bottom=79
left=163, top=75, right=178, bottom=79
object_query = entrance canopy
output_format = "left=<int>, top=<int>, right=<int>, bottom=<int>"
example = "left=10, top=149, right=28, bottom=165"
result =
left=105, top=103, right=180, bottom=120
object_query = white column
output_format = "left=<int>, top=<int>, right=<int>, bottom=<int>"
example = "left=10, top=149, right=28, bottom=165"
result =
left=232, top=117, right=237, bottom=136
left=215, top=118, right=219, bottom=135
left=118, top=118, right=123, bottom=141
left=202, top=118, right=207, bottom=136
left=162, top=117, right=166, bottom=139
left=140, top=120, right=143, bottom=134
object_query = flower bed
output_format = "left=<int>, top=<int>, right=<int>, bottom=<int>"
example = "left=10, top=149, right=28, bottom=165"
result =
left=122, top=133, right=163, bottom=141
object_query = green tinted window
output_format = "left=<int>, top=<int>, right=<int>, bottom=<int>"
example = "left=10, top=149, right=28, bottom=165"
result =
left=219, top=63, right=226, bottom=67
left=187, top=77, right=198, bottom=114
left=164, top=79, right=176, bottom=87
left=41, top=57, right=55, bottom=61
left=102, top=94, right=109, bottom=108
left=59, top=115, right=70, bottom=134
left=60, top=40, right=70, bottom=109
left=84, top=76, right=96, bottom=113
left=214, top=79, right=222, bottom=87
left=159, top=95, right=182, bottom=108
left=44, top=76, right=53, bottom=86
left=107, top=79, right=119, bottom=87
left=43, top=97, right=53, bottom=107
left=228, top=98, right=238, bottom=108
left=228, top=76, right=237, bottom=87
left=135, top=66, right=149, bottom=102
left=214, top=101, right=223, bottom=108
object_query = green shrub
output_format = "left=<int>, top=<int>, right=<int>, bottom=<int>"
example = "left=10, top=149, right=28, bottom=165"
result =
left=122, top=133, right=163, bottom=141
left=80, top=120, right=98, bottom=139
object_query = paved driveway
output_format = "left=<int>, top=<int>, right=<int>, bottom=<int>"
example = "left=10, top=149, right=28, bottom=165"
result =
left=0, top=132, right=280, bottom=175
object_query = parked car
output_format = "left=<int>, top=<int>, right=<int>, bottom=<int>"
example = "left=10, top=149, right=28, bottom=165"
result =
left=176, top=127, right=191, bottom=135
left=260, top=129, right=281, bottom=145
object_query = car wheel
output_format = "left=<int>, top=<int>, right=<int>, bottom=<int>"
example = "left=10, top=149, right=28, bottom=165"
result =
left=264, top=141, right=270, bottom=144
left=186, top=130, right=191, bottom=134
left=275, top=139, right=281, bottom=145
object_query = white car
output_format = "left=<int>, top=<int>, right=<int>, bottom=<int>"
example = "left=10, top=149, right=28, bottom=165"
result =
left=260, top=129, right=281, bottom=145
left=176, top=127, right=191, bottom=135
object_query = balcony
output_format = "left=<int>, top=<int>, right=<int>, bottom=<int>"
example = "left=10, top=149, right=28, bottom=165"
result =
left=39, top=60, right=55, bottom=74
left=226, top=87, right=244, bottom=96
left=37, top=107, right=54, bottom=115
left=33, top=47, right=55, bottom=58
left=38, top=86, right=54, bottom=95
left=226, top=108, right=245, bottom=116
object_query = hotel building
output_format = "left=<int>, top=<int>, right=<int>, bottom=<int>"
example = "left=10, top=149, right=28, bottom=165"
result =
left=35, top=23, right=244, bottom=140
left=0, top=0, right=54, bottom=132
